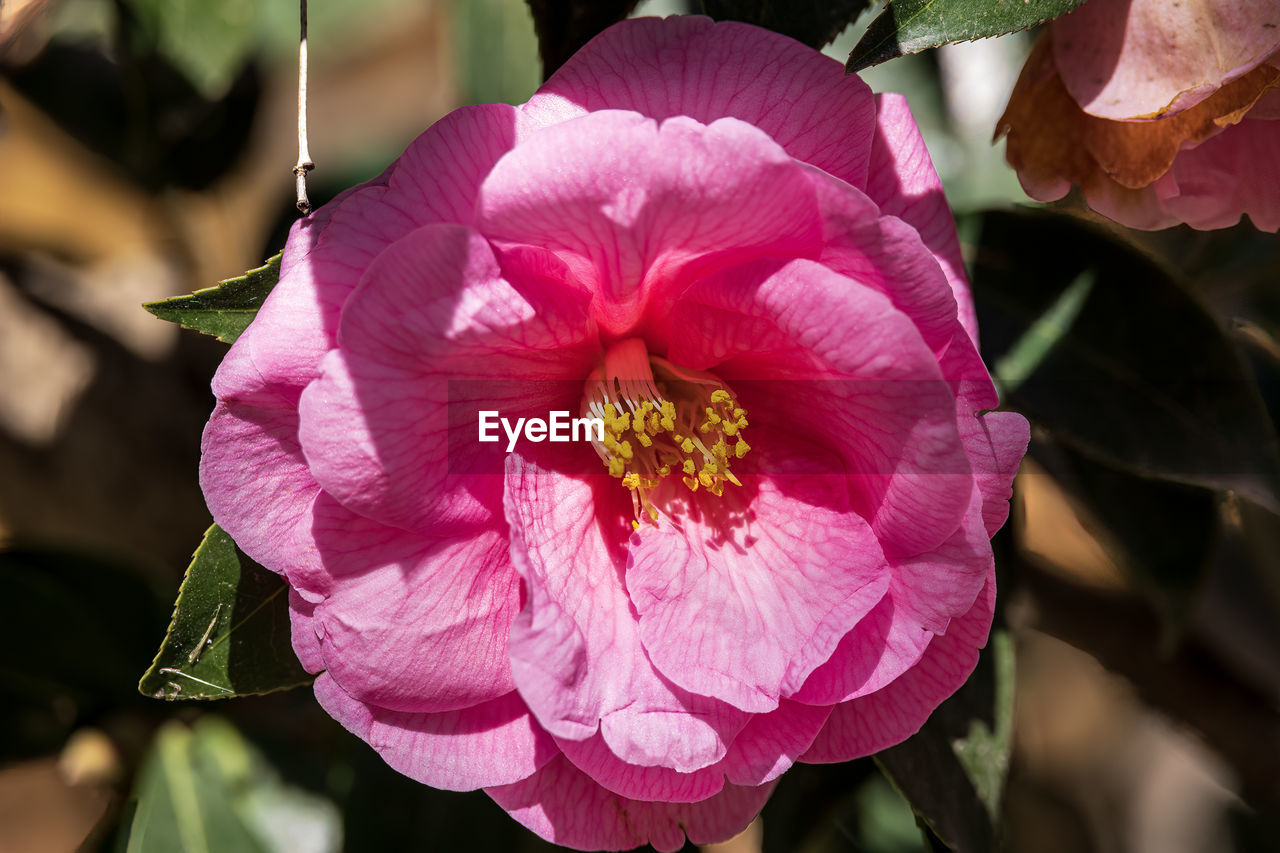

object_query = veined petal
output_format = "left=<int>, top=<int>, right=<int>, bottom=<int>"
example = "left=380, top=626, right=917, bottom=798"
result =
left=523, top=16, right=877, bottom=191
left=801, top=568, right=996, bottom=762
left=866, top=93, right=976, bottom=342
left=297, top=225, right=598, bottom=534
left=627, top=425, right=890, bottom=711
left=486, top=753, right=774, bottom=853
left=478, top=109, right=822, bottom=335
left=314, top=675, right=557, bottom=791
left=668, top=258, right=972, bottom=557
left=310, top=495, right=520, bottom=714
left=200, top=394, right=322, bottom=591
left=503, top=450, right=750, bottom=772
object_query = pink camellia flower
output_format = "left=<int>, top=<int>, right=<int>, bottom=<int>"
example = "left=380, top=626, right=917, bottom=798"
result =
left=202, top=16, right=1028, bottom=851
left=997, top=0, right=1280, bottom=231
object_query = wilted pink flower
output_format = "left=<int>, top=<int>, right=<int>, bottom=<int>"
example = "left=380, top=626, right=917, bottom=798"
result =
left=202, top=16, right=1027, bottom=851
left=998, top=0, right=1280, bottom=230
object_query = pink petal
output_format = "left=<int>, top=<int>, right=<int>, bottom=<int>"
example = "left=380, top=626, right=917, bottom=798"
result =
left=866, top=93, right=977, bottom=343
left=888, top=485, right=992, bottom=634
left=199, top=396, right=322, bottom=590
left=720, top=700, right=832, bottom=786
left=314, top=675, right=557, bottom=790
left=387, top=103, right=521, bottom=225
left=478, top=109, right=822, bottom=336
left=243, top=186, right=412, bottom=400
left=668, top=258, right=973, bottom=558
left=1053, top=0, right=1280, bottom=119
left=556, top=733, right=725, bottom=803
left=237, top=103, right=521, bottom=398
left=1160, top=116, right=1280, bottom=232
left=297, top=224, right=598, bottom=534
left=807, top=168, right=962, bottom=355
left=310, top=496, right=520, bottom=713
left=627, top=426, right=890, bottom=712
left=801, top=568, right=996, bottom=762
left=486, top=753, right=775, bottom=853
left=790, top=594, right=932, bottom=706
left=503, top=451, right=749, bottom=772
left=523, top=16, right=877, bottom=190
left=288, top=590, right=324, bottom=673
left=958, top=410, right=1030, bottom=536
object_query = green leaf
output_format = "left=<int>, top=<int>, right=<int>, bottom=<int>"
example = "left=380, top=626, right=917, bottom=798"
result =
left=144, top=253, right=280, bottom=344
left=875, top=630, right=1015, bottom=852
left=702, top=0, right=873, bottom=49
left=847, top=0, right=1086, bottom=71
left=122, top=716, right=340, bottom=853
left=968, top=208, right=1280, bottom=512
left=139, top=524, right=311, bottom=701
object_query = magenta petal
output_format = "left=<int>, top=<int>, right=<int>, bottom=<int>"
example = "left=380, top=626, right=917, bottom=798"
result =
left=959, top=411, right=1031, bottom=536
left=809, top=171, right=961, bottom=356
left=314, top=675, right=557, bottom=790
left=199, top=395, right=321, bottom=590
left=297, top=224, right=598, bottom=534
left=668, top=258, right=973, bottom=557
left=628, top=433, right=890, bottom=711
left=556, top=733, right=724, bottom=803
left=524, top=16, right=876, bottom=190
left=478, top=109, right=822, bottom=334
left=867, top=93, right=976, bottom=342
left=486, top=753, right=774, bottom=853
left=790, top=594, right=932, bottom=706
left=243, top=185, right=413, bottom=398
left=386, top=103, right=520, bottom=224
left=801, top=568, right=996, bottom=762
left=720, top=700, right=832, bottom=787
left=503, top=451, right=749, bottom=772
left=309, top=495, right=519, bottom=713
left=288, top=590, right=324, bottom=673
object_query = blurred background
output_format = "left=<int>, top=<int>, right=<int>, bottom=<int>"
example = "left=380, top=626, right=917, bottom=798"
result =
left=1, top=0, right=1278, bottom=850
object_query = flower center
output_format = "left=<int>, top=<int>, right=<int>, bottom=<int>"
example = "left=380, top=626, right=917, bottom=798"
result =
left=581, top=338, right=750, bottom=528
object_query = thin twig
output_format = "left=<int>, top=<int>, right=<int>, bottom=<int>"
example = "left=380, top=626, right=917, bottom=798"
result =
left=294, top=0, right=314, bottom=215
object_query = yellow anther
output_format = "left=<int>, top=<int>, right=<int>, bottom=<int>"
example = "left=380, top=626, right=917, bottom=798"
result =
left=631, top=519, right=640, bottom=530
left=584, top=339, right=751, bottom=528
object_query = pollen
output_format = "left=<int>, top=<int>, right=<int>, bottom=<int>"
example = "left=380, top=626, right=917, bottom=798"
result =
left=582, top=338, right=750, bottom=528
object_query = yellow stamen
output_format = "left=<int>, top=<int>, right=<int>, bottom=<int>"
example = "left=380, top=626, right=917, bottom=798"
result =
left=581, top=338, right=751, bottom=528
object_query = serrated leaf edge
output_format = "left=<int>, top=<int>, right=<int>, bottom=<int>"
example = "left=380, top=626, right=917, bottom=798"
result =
left=138, top=524, right=314, bottom=701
